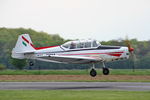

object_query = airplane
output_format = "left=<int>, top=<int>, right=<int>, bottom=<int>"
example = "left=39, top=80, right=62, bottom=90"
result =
left=11, top=34, right=134, bottom=77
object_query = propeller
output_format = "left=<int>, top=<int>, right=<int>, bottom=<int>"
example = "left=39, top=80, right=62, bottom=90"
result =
left=125, top=36, right=136, bottom=72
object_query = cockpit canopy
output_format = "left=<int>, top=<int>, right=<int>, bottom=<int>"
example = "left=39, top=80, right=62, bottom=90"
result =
left=62, top=40, right=101, bottom=49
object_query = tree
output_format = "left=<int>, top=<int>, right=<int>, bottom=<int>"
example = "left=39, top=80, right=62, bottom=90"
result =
left=11, top=58, right=27, bottom=70
left=0, top=64, right=6, bottom=70
left=0, top=27, right=150, bottom=69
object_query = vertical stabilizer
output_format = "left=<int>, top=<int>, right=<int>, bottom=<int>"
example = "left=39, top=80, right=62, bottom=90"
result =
left=12, top=34, right=36, bottom=59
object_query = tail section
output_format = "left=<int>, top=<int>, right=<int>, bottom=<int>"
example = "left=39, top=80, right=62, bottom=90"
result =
left=12, top=34, right=36, bottom=59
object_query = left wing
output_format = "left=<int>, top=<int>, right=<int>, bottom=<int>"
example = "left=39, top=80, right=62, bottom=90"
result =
left=37, top=55, right=103, bottom=64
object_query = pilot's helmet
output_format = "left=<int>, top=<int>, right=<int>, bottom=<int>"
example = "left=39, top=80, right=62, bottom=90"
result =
left=70, top=42, right=76, bottom=49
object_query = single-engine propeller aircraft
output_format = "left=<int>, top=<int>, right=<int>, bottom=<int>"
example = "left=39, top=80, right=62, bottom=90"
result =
left=12, top=34, right=134, bottom=77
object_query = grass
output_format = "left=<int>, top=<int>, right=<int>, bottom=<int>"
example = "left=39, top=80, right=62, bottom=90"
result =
left=111, top=69, right=150, bottom=75
left=0, top=69, right=89, bottom=75
left=0, top=69, right=150, bottom=75
left=0, top=90, right=150, bottom=100
left=0, top=69, right=150, bottom=82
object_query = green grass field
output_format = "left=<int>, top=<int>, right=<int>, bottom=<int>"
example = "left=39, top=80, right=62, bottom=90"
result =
left=0, top=90, right=150, bottom=100
left=0, top=69, right=150, bottom=75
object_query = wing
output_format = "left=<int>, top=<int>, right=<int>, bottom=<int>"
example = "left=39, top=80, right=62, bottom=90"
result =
left=37, top=55, right=103, bottom=64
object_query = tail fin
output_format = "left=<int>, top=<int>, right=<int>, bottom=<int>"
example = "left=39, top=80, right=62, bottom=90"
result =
left=12, top=34, right=36, bottom=59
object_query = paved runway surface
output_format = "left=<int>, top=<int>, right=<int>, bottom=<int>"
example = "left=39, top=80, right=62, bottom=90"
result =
left=0, top=82, right=150, bottom=91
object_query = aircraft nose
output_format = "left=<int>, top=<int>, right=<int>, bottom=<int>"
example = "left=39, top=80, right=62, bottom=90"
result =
left=129, top=47, right=134, bottom=52
left=122, top=47, right=130, bottom=59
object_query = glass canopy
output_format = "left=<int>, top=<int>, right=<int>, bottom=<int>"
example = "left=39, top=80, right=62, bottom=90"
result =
left=62, top=40, right=101, bottom=49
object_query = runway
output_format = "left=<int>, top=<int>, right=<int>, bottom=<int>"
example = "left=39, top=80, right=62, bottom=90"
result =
left=0, top=82, right=150, bottom=91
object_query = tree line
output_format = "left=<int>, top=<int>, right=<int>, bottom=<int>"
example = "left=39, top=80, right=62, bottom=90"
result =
left=0, top=27, right=150, bottom=70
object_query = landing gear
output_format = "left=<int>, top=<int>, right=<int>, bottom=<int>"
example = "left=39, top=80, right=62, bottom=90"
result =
left=102, top=62, right=110, bottom=75
left=90, top=63, right=97, bottom=77
left=29, top=61, right=34, bottom=66
left=89, top=62, right=110, bottom=77
left=103, top=67, right=109, bottom=75
left=90, top=69, right=97, bottom=77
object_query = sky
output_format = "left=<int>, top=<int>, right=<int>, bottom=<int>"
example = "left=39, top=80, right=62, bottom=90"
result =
left=0, top=0, right=150, bottom=41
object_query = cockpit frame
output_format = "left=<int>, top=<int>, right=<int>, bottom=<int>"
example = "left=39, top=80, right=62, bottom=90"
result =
left=61, top=40, right=101, bottom=50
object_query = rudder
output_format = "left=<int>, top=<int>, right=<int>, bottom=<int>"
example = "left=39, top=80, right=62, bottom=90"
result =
left=12, top=34, right=36, bottom=59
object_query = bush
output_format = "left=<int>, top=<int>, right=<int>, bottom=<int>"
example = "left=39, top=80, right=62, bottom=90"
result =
left=11, top=58, right=27, bottom=70
left=0, top=64, right=6, bottom=70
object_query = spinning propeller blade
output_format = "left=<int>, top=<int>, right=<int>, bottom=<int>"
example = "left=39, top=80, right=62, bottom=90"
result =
left=125, top=37, right=136, bottom=72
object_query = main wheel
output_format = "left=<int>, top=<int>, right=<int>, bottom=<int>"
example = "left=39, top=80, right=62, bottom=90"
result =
left=103, top=68, right=109, bottom=75
left=90, top=69, right=97, bottom=77
left=29, top=61, right=34, bottom=66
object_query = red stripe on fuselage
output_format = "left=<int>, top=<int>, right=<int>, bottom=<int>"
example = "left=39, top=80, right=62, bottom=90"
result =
left=34, top=46, right=59, bottom=50
left=107, top=53, right=122, bottom=57
left=30, top=42, right=59, bottom=50
left=59, top=52, right=124, bottom=57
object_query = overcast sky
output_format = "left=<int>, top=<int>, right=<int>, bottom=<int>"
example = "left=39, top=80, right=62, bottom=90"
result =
left=0, top=0, right=150, bottom=41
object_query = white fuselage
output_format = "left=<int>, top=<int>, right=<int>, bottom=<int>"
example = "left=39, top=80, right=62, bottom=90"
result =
left=25, top=45, right=129, bottom=64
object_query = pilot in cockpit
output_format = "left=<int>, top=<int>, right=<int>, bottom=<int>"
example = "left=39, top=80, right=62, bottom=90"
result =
left=70, top=42, right=76, bottom=49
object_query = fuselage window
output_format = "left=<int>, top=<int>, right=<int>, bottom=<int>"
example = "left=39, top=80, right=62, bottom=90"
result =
left=80, top=43, right=84, bottom=48
left=62, top=44, right=69, bottom=48
left=92, top=41, right=98, bottom=47
left=77, top=43, right=81, bottom=48
left=77, top=42, right=84, bottom=48
left=85, top=42, right=91, bottom=48
left=62, top=42, right=71, bottom=49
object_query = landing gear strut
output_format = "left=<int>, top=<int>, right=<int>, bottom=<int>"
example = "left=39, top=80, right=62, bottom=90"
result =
left=89, top=62, right=110, bottom=77
left=90, top=64, right=97, bottom=77
left=29, top=61, right=34, bottom=66
left=102, top=62, right=109, bottom=75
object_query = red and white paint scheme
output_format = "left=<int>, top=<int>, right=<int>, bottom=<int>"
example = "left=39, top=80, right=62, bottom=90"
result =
left=12, top=34, right=133, bottom=77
